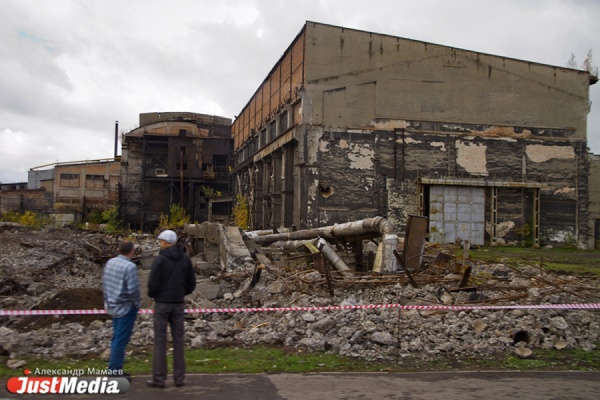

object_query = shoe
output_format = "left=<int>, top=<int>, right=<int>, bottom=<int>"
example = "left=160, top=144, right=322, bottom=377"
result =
left=121, top=373, right=132, bottom=382
left=146, top=380, right=166, bottom=389
left=175, top=382, right=184, bottom=387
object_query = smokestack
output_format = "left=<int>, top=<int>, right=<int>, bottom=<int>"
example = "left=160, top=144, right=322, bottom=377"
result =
left=114, top=121, right=119, bottom=158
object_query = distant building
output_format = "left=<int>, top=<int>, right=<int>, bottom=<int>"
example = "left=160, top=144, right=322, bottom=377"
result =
left=0, top=182, right=50, bottom=214
left=1, top=182, right=28, bottom=191
left=120, top=112, right=232, bottom=230
left=231, top=21, right=597, bottom=248
left=25, top=158, right=120, bottom=224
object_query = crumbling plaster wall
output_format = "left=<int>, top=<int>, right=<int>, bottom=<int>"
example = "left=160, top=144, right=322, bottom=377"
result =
left=588, top=154, right=600, bottom=249
left=232, top=22, right=592, bottom=244
left=304, top=124, right=588, bottom=246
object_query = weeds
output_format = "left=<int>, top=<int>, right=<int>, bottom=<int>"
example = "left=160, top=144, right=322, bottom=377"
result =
left=0, top=211, right=51, bottom=229
left=159, top=203, right=190, bottom=230
left=233, top=194, right=249, bottom=229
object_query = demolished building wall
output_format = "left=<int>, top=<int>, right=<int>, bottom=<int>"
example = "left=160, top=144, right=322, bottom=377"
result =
left=231, top=21, right=595, bottom=248
left=588, top=154, right=600, bottom=249
left=120, top=112, right=232, bottom=231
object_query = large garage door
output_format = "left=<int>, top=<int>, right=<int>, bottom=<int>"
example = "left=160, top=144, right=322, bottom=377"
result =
left=429, top=186, right=485, bottom=245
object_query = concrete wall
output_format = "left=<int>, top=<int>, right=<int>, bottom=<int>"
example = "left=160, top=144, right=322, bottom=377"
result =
left=302, top=22, right=591, bottom=138
left=0, top=189, right=52, bottom=213
left=28, top=169, right=54, bottom=190
left=305, top=127, right=588, bottom=246
left=232, top=22, right=594, bottom=247
left=588, top=154, right=600, bottom=249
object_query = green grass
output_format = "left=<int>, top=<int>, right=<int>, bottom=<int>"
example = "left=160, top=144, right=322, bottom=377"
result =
left=1, top=345, right=599, bottom=377
left=499, top=347, right=600, bottom=371
left=467, top=246, right=600, bottom=275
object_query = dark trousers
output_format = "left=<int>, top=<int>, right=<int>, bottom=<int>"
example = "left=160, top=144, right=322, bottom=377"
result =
left=152, top=302, right=186, bottom=385
left=108, top=305, right=138, bottom=371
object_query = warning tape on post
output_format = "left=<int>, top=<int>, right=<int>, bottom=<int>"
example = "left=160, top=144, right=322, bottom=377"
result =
left=1, top=303, right=600, bottom=316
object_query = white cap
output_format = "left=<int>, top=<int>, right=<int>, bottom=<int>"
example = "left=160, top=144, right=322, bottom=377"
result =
left=157, top=229, right=177, bottom=243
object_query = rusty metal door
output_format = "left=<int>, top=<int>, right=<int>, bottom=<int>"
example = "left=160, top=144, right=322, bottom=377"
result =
left=429, top=186, right=485, bottom=245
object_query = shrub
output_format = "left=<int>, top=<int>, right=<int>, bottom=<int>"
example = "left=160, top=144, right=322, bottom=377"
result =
left=101, top=206, right=122, bottom=233
left=0, top=211, right=50, bottom=228
left=233, top=194, right=249, bottom=230
left=159, top=203, right=190, bottom=230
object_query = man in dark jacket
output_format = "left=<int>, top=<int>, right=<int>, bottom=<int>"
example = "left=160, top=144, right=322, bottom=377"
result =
left=146, top=229, right=196, bottom=389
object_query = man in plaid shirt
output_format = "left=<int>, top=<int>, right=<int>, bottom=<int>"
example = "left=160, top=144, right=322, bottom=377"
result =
left=103, top=240, right=140, bottom=379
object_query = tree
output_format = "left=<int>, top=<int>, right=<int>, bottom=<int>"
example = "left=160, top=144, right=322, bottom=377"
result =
left=567, top=53, right=578, bottom=69
left=566, top=50, right=597, bottom=76
left=583, top=49, right=594, bottom=73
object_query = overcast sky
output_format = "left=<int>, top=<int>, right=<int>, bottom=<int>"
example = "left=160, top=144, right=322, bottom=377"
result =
left=1, top=0, right=599, bottom=183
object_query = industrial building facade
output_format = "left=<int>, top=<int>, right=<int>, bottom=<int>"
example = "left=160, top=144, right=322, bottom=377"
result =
left=231, top=21, right=596, bottom=248
left=10, top=158, right=121, bottom=224
left=119, top=112, right=232, bottom=230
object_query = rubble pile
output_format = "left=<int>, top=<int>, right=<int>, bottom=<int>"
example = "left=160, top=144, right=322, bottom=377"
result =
left=0, top=222, right=599, bottom=366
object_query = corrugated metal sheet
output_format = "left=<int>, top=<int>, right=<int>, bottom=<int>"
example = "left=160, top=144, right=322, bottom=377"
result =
left=429, top=186, right=485, bottom=245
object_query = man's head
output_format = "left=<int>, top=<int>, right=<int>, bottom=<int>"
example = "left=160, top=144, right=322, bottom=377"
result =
left=118, top=240, right=135, bottom=258
left=157, top=230, right=177, bottom=249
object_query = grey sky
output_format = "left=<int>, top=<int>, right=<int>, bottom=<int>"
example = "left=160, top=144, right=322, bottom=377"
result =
left=1, top=0, right=598, bottom=183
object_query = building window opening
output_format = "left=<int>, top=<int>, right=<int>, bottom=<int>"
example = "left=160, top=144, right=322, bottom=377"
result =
left=60, top=173, right=80, bottom=188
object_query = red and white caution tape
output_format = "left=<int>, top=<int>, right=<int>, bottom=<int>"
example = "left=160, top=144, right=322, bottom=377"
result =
left=1, top=303, right=599, bottom=316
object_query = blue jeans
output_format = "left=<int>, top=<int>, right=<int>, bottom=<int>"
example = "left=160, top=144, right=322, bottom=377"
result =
left=108, top=305, right=138, bottom=371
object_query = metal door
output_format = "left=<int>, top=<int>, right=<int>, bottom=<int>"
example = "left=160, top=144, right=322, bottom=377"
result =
left=429, top=186, right=485, bottom=245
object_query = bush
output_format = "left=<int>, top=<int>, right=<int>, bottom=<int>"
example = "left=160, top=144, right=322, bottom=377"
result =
left=0, top=211, right=51, bottom=228
left=159, top=204, right=190, bottom=230
left=233, top=194, right=249, bottom=230
left=101, top=206, right=122, bottom=233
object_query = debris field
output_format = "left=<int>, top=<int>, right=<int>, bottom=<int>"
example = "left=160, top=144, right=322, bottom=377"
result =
left=0, top=221, right=599, bottom=368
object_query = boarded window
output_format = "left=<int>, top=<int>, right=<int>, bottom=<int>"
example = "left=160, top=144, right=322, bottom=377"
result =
left=85, top=174, right=106, bottom=189
left=269, top=121, right=277, bottom=141
left=60, top=174, right=80, bottom=188
left=280, top=110, right=289, bottom=133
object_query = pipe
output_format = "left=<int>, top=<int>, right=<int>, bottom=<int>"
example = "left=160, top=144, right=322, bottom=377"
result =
left=271, top=239, right=316, bottom=250
left=252, top=217, right=395, bottom=244
left=114, top=121, right=119, bottom=158
left=316, top=238, right=352, bottom=277
left=249, top=217, right=398, bottom=272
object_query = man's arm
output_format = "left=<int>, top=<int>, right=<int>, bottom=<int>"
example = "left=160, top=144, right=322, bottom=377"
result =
left=127, top=264, right=141, bottom=308
left=147, top=257, right=162, bottom=298
left=184, top=257, right=196, bottom=295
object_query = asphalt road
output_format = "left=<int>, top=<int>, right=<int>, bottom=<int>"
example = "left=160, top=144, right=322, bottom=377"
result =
left=3, top=371, right=599, bottom=399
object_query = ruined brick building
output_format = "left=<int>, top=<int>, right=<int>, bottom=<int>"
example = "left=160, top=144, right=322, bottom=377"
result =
left=15, top=159, right=120, bottom=225
left=119, top=112, right=232, bottom=230
left=231, top=21, right=597, bottom=248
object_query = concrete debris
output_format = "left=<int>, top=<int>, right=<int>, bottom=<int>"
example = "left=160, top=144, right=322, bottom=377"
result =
left=514, top=347, right=534, bottom=359
left=0, top=222, right=599, bottom=366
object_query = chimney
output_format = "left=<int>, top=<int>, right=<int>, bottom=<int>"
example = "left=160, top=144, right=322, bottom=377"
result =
left=114, top=121, right=119, bottom=158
